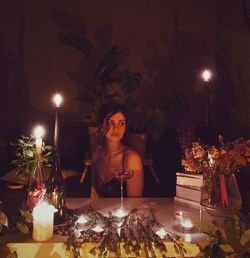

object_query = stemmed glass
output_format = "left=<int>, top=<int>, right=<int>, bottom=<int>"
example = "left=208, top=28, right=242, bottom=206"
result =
left=112, top=168, right=134, bottom=204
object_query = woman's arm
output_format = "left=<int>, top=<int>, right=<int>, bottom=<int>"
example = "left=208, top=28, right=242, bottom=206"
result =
left=125, top=150, right=144, bottom=197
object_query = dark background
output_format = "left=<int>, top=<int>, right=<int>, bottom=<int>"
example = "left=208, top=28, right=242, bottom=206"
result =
left=1, top=0, right=250, bottom=197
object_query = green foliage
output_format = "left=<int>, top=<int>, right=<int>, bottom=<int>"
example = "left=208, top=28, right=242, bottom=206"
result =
left=145, top=108, right=166, bottom=141
left=199, top=213, right=250, bottom=257
left=11, top=135, right=53, bottom=178
left=59, top=32, right=141, bottom=125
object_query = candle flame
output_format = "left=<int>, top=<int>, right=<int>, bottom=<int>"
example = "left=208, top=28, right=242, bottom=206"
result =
left=77, top=215, right=88, bottom=224
left=182, top=219, right=193, bottom=229
left=33, top=126, right=45, bottom=139
left=155, top=228, right=167, bottom=239
left=92, top=225, right=103, bottom=233
left=114, top=208, right=127, bottom=218
left=201, top=69, right=212, bottom=82
left=53, top=93, right=63, bottom=107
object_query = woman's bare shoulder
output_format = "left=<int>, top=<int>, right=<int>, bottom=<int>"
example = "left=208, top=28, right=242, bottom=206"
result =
left=124, top=148, right=143, bottom=166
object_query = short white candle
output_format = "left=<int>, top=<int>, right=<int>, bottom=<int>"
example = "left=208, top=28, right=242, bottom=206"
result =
left=181, top=218, right=193, bottom=231
left=76, top=215, right=88, bottom=226
left=155, top=228, right=167, bottom=239
left=114, top=208, right=127, bottom=218
left=32, top=202, right=57, bottom=241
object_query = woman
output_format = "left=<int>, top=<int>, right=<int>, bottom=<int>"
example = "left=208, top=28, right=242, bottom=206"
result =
left=92, top=102, right=144, bottom=197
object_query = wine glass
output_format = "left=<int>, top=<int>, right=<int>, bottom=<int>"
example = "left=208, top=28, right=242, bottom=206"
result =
left=112, top=168, right=134, bottom=204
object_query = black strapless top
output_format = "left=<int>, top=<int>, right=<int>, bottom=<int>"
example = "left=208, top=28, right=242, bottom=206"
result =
left=92, top=146, right=128, bottom=198
left=96, top=178, right=127, bottom=197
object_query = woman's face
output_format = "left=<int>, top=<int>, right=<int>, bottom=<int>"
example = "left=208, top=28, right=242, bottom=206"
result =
left=103, top=112, right=126, bottom=142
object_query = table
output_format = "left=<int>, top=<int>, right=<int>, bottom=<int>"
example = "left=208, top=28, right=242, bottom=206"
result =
left=3, top=198, right=209, bottom=257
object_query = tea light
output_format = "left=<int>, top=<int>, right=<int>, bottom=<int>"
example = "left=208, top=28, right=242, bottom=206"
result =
left=32, top=202, right=57, bottom=241
left=155, top=228, right=167, bottom=239
left=92, top=225, right=103, bottom=233
left=181, top=218, right=194, bottom=232
left=76, top=215, right=88, bottom=227
left=114, top=208, right=127, bottom=218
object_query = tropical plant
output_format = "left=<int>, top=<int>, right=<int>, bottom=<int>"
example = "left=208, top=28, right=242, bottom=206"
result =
left=59, top=31, right=167, bottom=141
left=58, top=31, right=142, bottom=125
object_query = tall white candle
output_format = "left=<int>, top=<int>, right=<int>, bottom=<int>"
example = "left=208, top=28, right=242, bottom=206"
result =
left=32, top=202, right=57, bottom=241
left=33, top=126, right=45, bottom=154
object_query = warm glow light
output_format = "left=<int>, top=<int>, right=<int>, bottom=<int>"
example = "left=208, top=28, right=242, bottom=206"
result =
left=53, top=93, right=63, bottom=107
left=33, top=126, right=45, bottom=149
left=32, top=201, right=57, bottom=241
left=155, top=228, right=167, bottom=239
left=77, top=215, right=88, bottom=225
left=92, top=225, right=103, bottom=233
left=174, top=211, right=189, bottom=224
left=181, top=219, right=193, bottom=229
left=114, top=208, right=127, bottom=218
left=201, top=69, right=212, bottom=82
left=34, top=126, right=45, bottom=139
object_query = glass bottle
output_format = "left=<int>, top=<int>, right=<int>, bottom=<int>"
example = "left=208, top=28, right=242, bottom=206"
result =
left=27, top=146, right=47, bottom=211
left=47, top=150, right=65, bottom=224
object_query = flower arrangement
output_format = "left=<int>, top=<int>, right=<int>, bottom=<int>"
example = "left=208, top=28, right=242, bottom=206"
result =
left=182, top=135, right=250, bottom=175
left=182, top=136, right=250, bottom=209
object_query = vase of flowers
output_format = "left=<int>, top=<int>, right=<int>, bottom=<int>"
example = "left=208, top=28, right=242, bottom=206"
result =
left=182, top=136, right=250, bottom=216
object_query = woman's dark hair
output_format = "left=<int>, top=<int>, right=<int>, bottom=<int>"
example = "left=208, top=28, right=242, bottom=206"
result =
left=98, top=102, right=128, bottom=143
left=98, top=102, right=128, bottom=125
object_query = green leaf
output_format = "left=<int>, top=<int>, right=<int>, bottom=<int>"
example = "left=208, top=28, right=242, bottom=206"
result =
left=25, top=149, right=34, bottom=157
left=58, top=32, right=94, bottom=57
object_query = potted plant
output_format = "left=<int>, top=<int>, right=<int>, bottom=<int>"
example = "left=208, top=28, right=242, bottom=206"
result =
left=58, top=32, right=142, bottom=152
left=59, top=32, right=167, bottom=156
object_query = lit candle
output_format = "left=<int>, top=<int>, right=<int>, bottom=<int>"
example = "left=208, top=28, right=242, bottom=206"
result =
left=32, top=202, right=57, bottom=241
left=181, top=218, right=194, bottom=233
left=174, top=211, right=189, bottom=224
left=92, top=225, right=103, bottom=233
left=75, top=215, right=88, bottom=239
left=33, top=126, right=45, bottom=154
left=76, top=215, right=88, bottom=227
left=155, top=228, right=167, bottom=239
left=114, top=208, right=127, bottom=218
left=201, top=69, right=212, bottom=82
left=52, top=93, right=63, bottom=151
